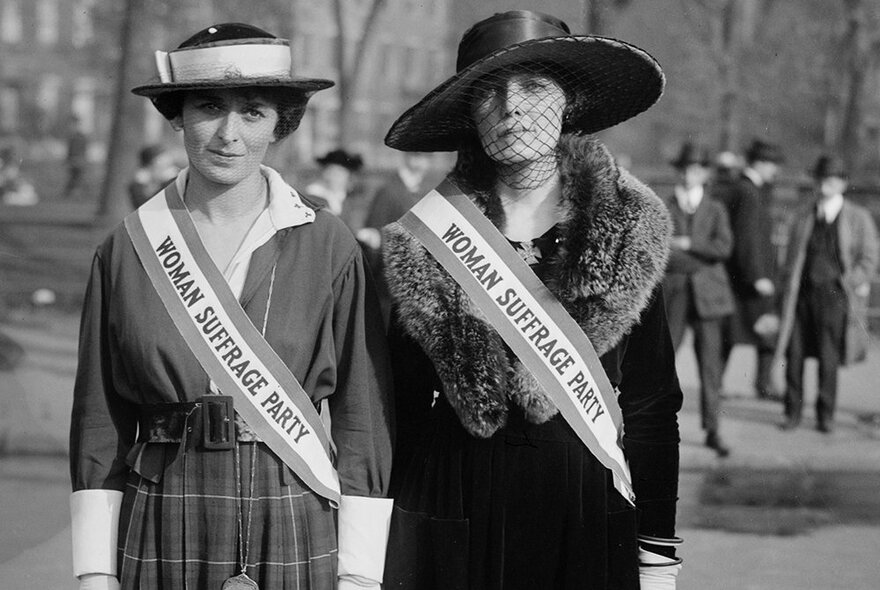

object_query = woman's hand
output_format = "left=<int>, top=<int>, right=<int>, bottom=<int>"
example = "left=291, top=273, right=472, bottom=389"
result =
left=670, top=236, right=691, bottom=251
left=754, top=278, right=775, bottom=296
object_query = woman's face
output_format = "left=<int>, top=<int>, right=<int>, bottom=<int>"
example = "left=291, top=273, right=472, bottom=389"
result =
left=174, top=88, right=279, bottom=186
left=471, top=72, right=566, bottom=165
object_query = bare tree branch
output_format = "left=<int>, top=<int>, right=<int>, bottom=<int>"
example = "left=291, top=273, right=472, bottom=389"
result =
left=347, top=0, right=388, bottom=95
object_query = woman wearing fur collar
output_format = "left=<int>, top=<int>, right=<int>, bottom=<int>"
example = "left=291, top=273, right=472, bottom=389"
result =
left=381, top=10, right=682, bottom=590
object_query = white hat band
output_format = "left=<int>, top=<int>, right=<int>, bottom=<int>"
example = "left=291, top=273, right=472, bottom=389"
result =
left=155, top=43, right=292, bottom=84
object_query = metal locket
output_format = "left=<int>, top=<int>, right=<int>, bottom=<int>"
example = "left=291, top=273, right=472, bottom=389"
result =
left=222, top=573, right=259, bottom=590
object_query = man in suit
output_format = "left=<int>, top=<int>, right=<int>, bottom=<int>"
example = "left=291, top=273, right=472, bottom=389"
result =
left=663, top=143, right=736, bottom=456
left=357, top=151, right=433, bottom=325
left=774, top=155, right=879, bottom=432
left=715, top=138, right=784, bottom=400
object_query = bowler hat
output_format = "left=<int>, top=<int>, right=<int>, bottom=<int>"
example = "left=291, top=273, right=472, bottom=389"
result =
left=131, top=23, right=334, bottom=98
left=384, top=10, right=664, bottom=152
left=811, top=155, right=847, bottom=180
left=316, top=149, right=364, bottom=172
left=670, top=142, right=711, bottom=169
left=744, top=139, right=785, bottom=164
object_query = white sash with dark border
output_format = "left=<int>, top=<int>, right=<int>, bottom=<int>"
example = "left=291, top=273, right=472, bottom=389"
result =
left=399, top=180, right=635, bottom=504
left=124, top=184, right=340, bottom=505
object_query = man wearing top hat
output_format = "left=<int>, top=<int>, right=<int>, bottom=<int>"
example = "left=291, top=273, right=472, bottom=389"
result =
left=663, top=142, right=735, bottom=456
left=714, top=138, right=784, bottom=400
left=774, top=155, right=878, bottom=432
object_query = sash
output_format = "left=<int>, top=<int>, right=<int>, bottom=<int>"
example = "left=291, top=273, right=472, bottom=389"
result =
left=124, top=184, right=340, bottom=505
left=399, top=180, right=635, bottom=505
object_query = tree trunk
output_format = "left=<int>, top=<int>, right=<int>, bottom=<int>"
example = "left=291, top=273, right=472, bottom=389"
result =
left=96, top=0, right=155, bottom=223
left=838, top=0, right=870, bottom=171
left=583, top=0, right=608, bottom=34
left=717, top=1, right=742, bottom=152
left=333, top=0, right=388, bottom=148
left=582, top=0, right=631, bottom=35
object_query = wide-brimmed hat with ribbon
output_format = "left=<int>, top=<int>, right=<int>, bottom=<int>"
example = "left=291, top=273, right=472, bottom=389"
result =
left=384, top=10, right=664, bottom=152
left=131, top=23, right=334, bottom=98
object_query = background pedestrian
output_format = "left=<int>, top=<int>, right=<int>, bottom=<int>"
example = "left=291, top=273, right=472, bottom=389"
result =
left=715, top=138, right=784, bottom=400
left=774, top=154, right=879, bottom=432
left=663, top=142, right=735, bottom=456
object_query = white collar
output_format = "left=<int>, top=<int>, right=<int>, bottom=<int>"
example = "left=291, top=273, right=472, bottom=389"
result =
left=674, top=184, right=703, bottom=214
left=743, top=167, right=764, bottom=187
left=398, top=166, right=424, bottom=193
left=817, top=193, right=844, bottom=223
left=174, top=165, right=314, bottom=297
left=174, top=165, right=315, bottom=231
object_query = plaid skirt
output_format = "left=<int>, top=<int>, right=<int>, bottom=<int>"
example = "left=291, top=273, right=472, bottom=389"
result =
left=118, top=441, right=337, bottom=590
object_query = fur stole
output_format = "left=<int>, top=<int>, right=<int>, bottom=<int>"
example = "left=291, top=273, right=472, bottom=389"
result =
left=383, top=136, right=672, bottom=438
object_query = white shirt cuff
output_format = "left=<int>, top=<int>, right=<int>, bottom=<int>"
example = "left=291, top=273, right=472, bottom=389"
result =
left=337, top=494, right=393, bottom=585
left=70, top=490, right=123, bottom=578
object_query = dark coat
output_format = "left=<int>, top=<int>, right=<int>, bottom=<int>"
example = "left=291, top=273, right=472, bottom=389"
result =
left=775, top=200, right=879, bottom=365
left=384, top=137, right=673, bottom=435
left=365, top=173, right=424, bottom=230
left=663, top=191, right=735, bottom=320
left=714, top=172, right=778, bottom=336
left=381, top=137, right=681, bottom=587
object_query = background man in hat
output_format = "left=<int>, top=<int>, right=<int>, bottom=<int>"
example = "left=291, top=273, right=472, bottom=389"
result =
left=773, top=155, right=878, bottom=432
left=715, top=138, right=784, bottom=400
left=304, top=147, right=364, bottom=223
left=356, top=151, right=434, bottom=326
left=663, top=142, right=735, bottom=456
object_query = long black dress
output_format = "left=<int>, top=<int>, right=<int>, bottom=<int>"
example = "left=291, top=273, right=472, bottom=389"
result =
left=384, top=226, right=682, bottom=590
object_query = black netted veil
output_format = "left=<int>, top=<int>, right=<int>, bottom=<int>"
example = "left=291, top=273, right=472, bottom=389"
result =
left=385, top=36, right=664, bottom=153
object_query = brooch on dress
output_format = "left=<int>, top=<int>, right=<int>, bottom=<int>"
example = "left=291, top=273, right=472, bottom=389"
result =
left=514, top=240, right=543, bottom=265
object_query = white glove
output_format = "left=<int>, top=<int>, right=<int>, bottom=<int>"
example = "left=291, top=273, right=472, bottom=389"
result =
left=639, top=547, right=682, bottom=590
left=78, top=573, right=121, bottom=590
left=337, top=495, right=393, bottom=589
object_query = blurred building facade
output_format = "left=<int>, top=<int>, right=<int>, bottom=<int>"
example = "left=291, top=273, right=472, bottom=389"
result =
left=283, top=0, right=452, bottom=170
left=4, top=0, right=880, bottom=192
left=0, top=0, right=106, bottom=162
left=0, top=0, right=452, bottom=179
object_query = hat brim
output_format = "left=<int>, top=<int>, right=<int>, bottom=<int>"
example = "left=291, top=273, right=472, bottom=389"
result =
left=385, top=35, right=664, bottom=152
left=131, top=76, right=334, bottom=97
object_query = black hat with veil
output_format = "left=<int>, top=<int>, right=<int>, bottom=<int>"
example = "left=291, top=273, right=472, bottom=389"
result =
left=384, top=10, right=665, bottom=153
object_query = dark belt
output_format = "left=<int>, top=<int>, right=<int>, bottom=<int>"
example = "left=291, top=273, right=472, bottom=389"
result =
left=138, top=396, right=259, bottom=450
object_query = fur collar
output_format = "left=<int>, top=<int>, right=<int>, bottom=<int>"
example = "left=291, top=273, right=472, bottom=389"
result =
left=383, top=136, right=671, bottom=437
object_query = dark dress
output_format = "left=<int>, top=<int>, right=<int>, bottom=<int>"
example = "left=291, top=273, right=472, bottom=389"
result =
left=384, top=227, right=682, bottom=590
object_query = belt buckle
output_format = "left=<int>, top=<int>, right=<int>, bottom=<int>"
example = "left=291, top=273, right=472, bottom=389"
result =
left=201, top=395, right=235, bottom=450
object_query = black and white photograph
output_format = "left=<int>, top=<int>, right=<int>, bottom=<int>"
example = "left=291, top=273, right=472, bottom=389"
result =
left=1, top=1, right=878, bottom=589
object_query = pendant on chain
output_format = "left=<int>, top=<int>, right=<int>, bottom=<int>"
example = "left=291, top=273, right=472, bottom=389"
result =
left=222, top=573, right=259, bottom=590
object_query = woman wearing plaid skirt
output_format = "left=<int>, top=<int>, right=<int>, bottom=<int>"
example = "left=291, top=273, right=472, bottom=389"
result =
left=69, top=24, right=393, bottom=590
